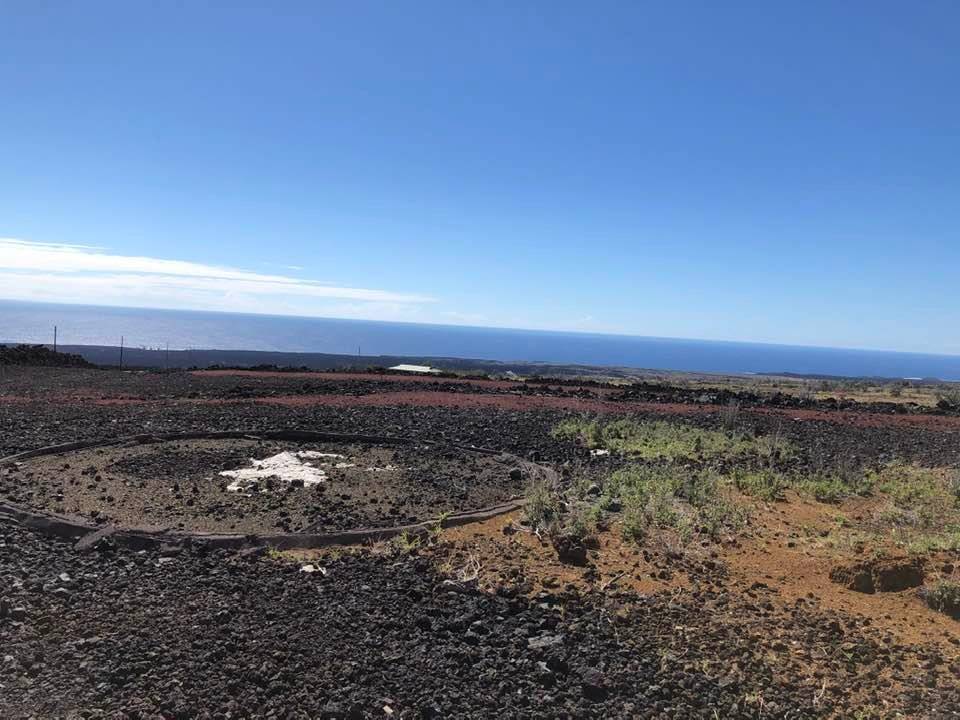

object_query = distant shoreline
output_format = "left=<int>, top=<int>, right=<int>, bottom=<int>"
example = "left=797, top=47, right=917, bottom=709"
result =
left=3, top=342, right=952, bottom=384
left=3, top=300, right=960, bottom=380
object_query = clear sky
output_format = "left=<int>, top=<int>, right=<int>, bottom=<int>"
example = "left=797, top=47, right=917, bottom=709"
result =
left=2, top=2, right=958, bottom=354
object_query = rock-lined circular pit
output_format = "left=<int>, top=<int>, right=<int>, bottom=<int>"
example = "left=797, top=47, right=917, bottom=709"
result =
left=0, top=432, right=530, bottom=536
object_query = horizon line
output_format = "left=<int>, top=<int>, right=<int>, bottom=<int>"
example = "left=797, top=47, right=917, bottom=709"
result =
left=2, top=296, right=959, bottom=361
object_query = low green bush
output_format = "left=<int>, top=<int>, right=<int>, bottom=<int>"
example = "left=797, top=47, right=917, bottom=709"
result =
left=732, top=468, right=789, bottom=501
left=921, top=580, right=960, bottom=616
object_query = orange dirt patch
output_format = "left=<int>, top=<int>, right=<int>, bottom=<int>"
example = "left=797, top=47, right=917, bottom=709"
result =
left=721, top=493, right=960, bottom=652
left=430, top=510, right=690, bottom=596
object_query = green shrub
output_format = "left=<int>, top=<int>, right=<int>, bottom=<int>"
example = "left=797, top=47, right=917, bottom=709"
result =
left=610, top=465, right=744, bottom=543
left=698, top=496, right=747, bottom=540
left=621, top=490, right=648, bottom=542
left=949, top=470, right=960, bottom=507
left=732, top=468, right=788, bottom=501
left=562, top=502, right=599, bottom=541
left=921, top=580, right=960, bottom=616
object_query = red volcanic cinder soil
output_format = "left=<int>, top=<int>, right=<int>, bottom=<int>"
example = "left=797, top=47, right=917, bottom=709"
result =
left=1, top=366, right=959, bottom=719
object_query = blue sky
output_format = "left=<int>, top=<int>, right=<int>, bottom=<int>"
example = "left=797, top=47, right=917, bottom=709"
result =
left=1, top=2, right=958, bottom=354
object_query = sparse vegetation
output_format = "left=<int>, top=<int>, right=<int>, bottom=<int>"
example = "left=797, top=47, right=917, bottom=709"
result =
left=901, top=527, right=960, bottom=554
left=720, top=399, right=740, bottom=430
left=869, top=462, right=956, bottom=525
left=794, top=454, right=874, bottom=503
left=607, top=465, right=746, bottom=544
left=428, top=510, right=452, bottom=542
left=798, top=473, right=864, bottom=504
left=553, top=417, right=793, bottom=462
left=559, top=501, right=601, bottom=542
left=521, top=474, right=601, bottom=557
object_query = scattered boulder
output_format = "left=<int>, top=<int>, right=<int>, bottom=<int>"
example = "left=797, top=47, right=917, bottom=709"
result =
left=550, top=534, right=588, bottom=566
left=830, top=557, right=925, bottom=594
left=527, top=633, right=565, bottom=651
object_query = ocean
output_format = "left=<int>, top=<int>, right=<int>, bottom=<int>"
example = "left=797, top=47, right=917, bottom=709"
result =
left=1, top=299, right=959, bottom=380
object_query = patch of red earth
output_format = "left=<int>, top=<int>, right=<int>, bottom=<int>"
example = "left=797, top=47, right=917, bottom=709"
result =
left=251, top=391, right=638, bottom=413
left=0, top=395, right=148, bottom=406
left=191, top=369, right=534, bottom=391
left=749, top=405, right=960, bottom=431
left=5, top=384, right=960, bottom=431
left=192, top=369, right=623, bottom=396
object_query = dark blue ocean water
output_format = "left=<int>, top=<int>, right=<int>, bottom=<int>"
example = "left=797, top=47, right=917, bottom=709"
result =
left=2, top=300, right=959, bottom=380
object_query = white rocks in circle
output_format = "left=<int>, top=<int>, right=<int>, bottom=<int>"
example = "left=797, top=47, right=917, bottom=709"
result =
left=219, top=450, right=402, bottom=492
left=296, top=451, right=345, bottom=460
left=299, top=564, right=327, bottom=575
left=220, top=451, right=329, bottom=492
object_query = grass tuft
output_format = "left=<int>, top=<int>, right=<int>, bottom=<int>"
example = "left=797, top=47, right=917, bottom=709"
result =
left=523, top=476, right=562, bottom=530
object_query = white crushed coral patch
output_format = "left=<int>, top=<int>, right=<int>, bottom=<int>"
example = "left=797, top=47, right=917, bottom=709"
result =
left=220, top=451, right=330, bottom=492
left=219, top=450, right=401, bottom=492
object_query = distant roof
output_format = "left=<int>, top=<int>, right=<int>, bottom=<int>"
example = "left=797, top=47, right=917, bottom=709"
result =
left=388, top=364, right=440, bottom=374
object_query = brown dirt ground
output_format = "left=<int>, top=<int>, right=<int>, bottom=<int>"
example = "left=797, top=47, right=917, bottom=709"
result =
left=373, top=490, right=960, bottom=657
left=723, top=492, right=960, bottom=651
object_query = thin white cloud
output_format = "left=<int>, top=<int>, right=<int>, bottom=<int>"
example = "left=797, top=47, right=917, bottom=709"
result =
left=0, top=238, right=435, bottom=313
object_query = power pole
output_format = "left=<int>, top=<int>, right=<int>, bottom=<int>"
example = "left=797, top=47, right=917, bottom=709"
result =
left=53, top=325, right=57, bottom=353
left=119, top=336, right=124, bottom=370
left=165, top=342, right=170, bottom=371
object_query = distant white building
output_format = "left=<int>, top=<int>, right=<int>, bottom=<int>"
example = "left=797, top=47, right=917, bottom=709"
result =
left=388, top=364, right=441, bottom=374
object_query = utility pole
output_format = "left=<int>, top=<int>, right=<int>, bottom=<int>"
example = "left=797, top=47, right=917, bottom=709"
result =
left=119, top=336, right=124, bottom=370
left=165, top=342, right=170, bottom=371
left=53, top=325, right=57, bottom=353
